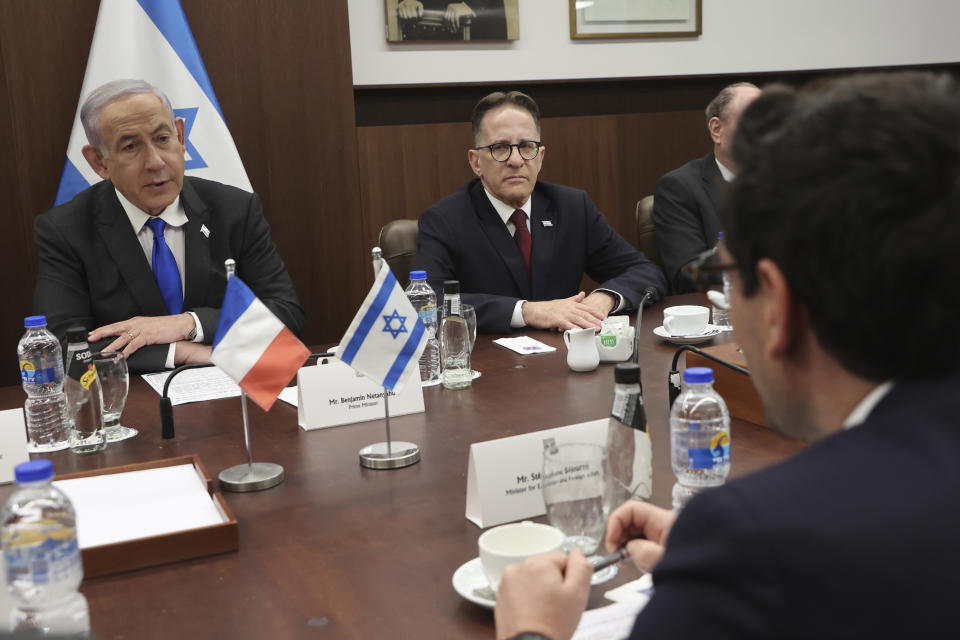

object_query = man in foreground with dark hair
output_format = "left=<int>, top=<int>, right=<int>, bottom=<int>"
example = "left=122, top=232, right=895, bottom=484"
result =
left=414, top=91, right=665, bottom=333
left=653, top=82, right=759, bottom=293
left=494, top=71, right=960, bottom=639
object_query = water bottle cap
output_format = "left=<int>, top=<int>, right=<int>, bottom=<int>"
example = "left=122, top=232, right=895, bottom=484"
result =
left=14, top=459, right=54, bottom=483
left=683, top=367, right=714, bottom=384
left=718, top=231, right=724, bottom=239
left=614, top=363, right=640, bottom=384
left=66, top=326, right=88, bottom=343
left=443, top=280, right=460, bottom=294
left=23, top=315, right=47, bottom=328
left=409, top=270, right=427, bottom=280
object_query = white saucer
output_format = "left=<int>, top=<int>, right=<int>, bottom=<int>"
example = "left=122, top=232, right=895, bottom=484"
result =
left=452, top=557, right=495, bottom=609
left=653, top=325, right=723, bottom=345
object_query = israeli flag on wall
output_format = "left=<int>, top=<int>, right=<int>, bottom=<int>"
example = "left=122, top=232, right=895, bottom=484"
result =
left=337, top=263, right=427, bottom=392
left=54, top=0, right=251, bottom=206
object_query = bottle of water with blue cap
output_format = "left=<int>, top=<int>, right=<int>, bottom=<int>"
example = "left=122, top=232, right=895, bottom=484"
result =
left=404, top=270, right=440, bottom=383
left=17, top=315, right=69, bottom=452
left=1, top=459, right=90, bottom=634
left=670, top=367, right=731, bottom=510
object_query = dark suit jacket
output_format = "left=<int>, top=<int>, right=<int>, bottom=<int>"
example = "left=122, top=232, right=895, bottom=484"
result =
left=653, top=151, right=726, bottom=293
left=33, top=177, right=305, bottom=373
left=630, top=374, right=960, bottom=639
left=414, top=179, right=666, bottom=333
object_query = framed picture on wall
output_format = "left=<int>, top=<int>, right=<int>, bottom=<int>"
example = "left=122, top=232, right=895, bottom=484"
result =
left=569, top=0, right=702, bottom=39
left=385, top=0, right=519, bottom=42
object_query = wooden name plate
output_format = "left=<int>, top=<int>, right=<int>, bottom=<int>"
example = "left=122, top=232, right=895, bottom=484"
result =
left=685, top=343, right=767, bottom=428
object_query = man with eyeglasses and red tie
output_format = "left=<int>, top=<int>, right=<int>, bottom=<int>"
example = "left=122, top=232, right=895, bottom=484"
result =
left=414, top=91, right=666, bottom=334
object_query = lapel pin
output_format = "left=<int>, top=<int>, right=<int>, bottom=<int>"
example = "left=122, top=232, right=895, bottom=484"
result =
left=542, top=220, right=553, bottom=227
left=200, top=224, right=210, bottom=238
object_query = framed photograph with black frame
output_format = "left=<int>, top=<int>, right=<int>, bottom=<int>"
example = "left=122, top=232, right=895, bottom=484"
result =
left=569, top=0, right=702, bottom=39
left=385, top=0, right=519, bottom=42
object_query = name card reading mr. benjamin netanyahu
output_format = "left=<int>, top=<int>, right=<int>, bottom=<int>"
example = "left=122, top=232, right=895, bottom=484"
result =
left=465, top=418, right=608, bottom=528
left=297, top=358, right=424, bottom=431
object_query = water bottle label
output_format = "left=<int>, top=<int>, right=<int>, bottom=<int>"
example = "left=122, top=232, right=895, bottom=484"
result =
left=67, top=351, right=97, bottom=389
left=612, top=390, right=647, bottom=432
left=4, top=531, right=81, bottom=587
left=20, top=361, right=57, bottom=385
left=688, top=433, right=730, bottom=469
left=418, top=307, right=437, bottom=326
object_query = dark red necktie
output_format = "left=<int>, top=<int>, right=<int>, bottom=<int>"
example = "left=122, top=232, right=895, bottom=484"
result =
left=510, top=209, right=532, bottom=275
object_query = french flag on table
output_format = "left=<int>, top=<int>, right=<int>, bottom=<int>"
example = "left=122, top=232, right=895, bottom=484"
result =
left=337, top=263, right=427, bottom=392
left=211, top=277, right=310, bottom=411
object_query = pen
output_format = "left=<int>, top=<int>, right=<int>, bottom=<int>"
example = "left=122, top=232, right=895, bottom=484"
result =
left=590, top=546, right=629, bottom=571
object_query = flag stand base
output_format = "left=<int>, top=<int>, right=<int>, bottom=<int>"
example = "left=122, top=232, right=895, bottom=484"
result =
left=219, top=462, right=285, bottom=492
left=359, top=442, right=420, bottom=470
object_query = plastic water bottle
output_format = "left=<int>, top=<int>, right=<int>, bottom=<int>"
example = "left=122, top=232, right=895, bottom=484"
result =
left=2, top=459, right=90, bottom=635
left=63, top=327, right=105, bottom=455
left=712, top=233, right=732, bottom=329
left=405, top=270, right=440, bottom=383
left=439, top=280, right=472, bottom=390
left=17, top=316, right=69, bottom=453
left=670, top=367, right=730, bottom=510
left=605, top=363, right=653, bottom=507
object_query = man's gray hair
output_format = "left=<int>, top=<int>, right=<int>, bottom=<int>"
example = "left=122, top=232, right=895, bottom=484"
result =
left=705, top=82, right=759, bottom=126
left=80, top=79, right=175, bottom=152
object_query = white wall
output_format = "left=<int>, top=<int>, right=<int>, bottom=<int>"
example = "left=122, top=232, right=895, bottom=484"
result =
left=349, top=0, right=960, bottom=86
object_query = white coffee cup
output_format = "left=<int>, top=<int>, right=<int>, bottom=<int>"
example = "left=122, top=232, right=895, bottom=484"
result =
left=663, top=305, right=710, bottom=337
left=477, top=521, right=565, bottom=592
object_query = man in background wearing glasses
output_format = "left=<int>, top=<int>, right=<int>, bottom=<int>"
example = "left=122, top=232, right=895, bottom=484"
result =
left=414, top=91, right=666, bottom=333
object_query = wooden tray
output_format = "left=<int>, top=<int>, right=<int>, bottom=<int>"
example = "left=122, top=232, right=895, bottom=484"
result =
left=57, top=455, right=238, bottom=579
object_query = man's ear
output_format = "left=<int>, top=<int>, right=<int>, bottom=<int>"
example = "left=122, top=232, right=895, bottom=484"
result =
left=81, top=144, right=110, bottom=179
left=708, top=116, right=723, bottom=145
left=175, top=116, right=186, bottom=147
left=755, top=258, right=803, bottom=361
left=467, top=148, right=481, bottom=177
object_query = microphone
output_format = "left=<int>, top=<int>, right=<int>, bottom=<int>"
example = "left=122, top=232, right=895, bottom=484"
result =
left=159, top=352, right=335, bottom=439
left=633, top=286, right=659, bottom=364
left=160, top=363, right=215, bottom=439
left=667, top=345, right=750, bottom=409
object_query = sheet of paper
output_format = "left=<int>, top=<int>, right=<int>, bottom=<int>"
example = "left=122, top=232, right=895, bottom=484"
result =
left=492, top=336, right=556, bottom=354
left=604, top=573, right=655, bottom=603
left=572, top=599, right=649, bottom=640
left=54, top=464, right=227, bottom=549
left=0, top=408, right=30, bottom=485
left=142, top=366, right=241, bottom=405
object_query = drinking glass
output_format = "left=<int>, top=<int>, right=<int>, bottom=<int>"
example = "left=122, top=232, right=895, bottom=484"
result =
left=542, top=442, right=618, bottom=584
left=92, top=352, right=138, bottom=442
left=461, top=304, right=477, bottom=352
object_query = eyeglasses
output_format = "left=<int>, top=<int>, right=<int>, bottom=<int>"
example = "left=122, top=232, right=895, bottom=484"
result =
left=680, top=246, right=738, bottom=292
left=474, top=140, right=542, bottom=162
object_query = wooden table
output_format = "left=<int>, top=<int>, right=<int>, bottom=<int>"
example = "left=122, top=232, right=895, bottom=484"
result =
left=0, top=295, right=805, bottom=639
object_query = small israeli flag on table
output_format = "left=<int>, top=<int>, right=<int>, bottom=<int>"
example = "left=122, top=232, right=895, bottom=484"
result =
left=55, top=0, right=250, bottom=205
left=337, top=263, right=427, bottom=392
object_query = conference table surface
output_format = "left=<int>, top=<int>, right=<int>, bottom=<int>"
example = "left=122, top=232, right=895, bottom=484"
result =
left=0, top=294, right=805, bottom=639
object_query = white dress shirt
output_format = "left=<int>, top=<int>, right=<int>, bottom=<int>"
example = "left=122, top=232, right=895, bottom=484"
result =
left=481, top=188, right=624, bottom=328
left=115, top=189, right=203, bottom=368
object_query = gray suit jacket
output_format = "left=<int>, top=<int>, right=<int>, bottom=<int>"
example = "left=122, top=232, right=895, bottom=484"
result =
left=33, top=177, right=304, bottom=373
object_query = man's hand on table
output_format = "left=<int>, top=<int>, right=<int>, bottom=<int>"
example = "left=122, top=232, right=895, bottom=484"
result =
left=89, top=313, right=197, bottom=358
left=521, top=292, right=608, bottom=331
left=494, top=549, right=593, bottom=640
left=605, top=500, right=677, bottom=574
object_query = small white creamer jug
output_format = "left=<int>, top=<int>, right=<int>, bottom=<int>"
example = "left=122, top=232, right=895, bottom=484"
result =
left=563, top=327, right=600, bottom=372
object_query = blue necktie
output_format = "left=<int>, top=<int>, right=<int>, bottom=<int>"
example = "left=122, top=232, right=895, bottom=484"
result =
left=145, top=217, right=183, bottom=315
